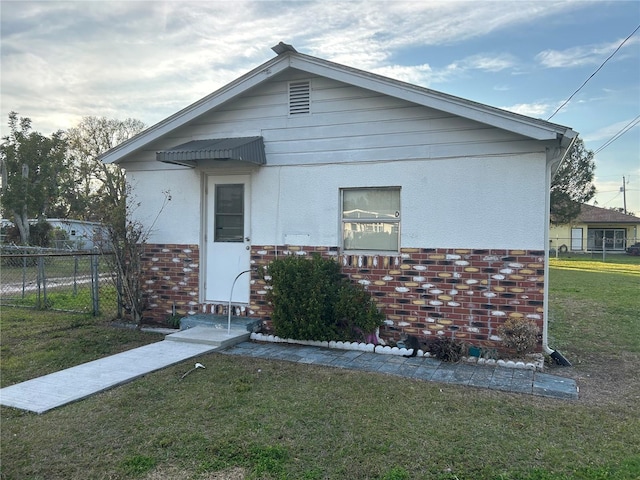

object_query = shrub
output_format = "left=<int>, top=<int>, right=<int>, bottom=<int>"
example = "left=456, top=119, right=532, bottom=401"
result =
left=497, top=317, right=540, bottom=355
left=426, top=336, right=464, bottom=362
left=335, top=281, right=385, bottom=341
left=264, top=254, right=384, bottom=341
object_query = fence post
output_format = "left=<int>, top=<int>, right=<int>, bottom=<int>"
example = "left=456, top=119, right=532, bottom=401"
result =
left=91, top=252, right=100, bottom=316
left=117, top=270, right=123, bottom=319
left=37, top=254, right=47, bottom=309
left=22, top=255, right=27, bottom=299
left=73, top=255, right=78, bottom=296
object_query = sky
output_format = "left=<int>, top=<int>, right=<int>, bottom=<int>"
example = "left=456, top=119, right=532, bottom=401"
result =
left=1, top=0, right=639, bottom=214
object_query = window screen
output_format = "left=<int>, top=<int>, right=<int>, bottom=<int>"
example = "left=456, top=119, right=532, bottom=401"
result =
left=215, top=184, right=244, bottom=242
left=341, top=188, right=400, bottom=252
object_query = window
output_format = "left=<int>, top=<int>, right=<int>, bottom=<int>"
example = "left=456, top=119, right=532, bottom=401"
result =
left=587, top=228, right=626, bottom=251
left=341, top=187, right=400, bottom=252
left=214, top=184, right=244, bottom=242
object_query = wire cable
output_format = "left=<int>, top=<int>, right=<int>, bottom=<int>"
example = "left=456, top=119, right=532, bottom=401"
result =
left=547, top=24, right=640, bottom=121
left=594, top=115, right=640, bottom=154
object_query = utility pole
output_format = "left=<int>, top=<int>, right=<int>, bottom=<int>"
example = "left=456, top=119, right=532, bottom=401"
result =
left=621, top=176, right=627, bottom=214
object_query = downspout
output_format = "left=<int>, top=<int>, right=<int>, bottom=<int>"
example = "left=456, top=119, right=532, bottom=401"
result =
left=543, top=134, right=578, bottom=366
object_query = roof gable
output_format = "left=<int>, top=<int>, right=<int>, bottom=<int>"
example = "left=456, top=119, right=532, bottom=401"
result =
left=100, top=43, right=576, bottom=165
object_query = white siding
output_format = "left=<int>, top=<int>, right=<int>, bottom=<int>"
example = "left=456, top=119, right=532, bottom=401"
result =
left=121, top=73, right=543, bottom=171
left=128, top=169, right=202, bottom=244
left=123, top=71, right=549, bottom=249
left=251, top=153, right=547, bottom=250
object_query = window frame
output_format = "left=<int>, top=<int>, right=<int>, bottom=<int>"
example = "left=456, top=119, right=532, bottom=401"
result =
left=214, top=183, right=244, bottom=243
left=340, top=186, right=401, bottom=254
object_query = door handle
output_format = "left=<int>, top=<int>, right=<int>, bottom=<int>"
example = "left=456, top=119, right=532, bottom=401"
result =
left=245, top=237, right=250, bottom=242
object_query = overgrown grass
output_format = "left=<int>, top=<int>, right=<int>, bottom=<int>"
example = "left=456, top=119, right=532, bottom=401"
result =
left=1, top=257, right=639, bottom=479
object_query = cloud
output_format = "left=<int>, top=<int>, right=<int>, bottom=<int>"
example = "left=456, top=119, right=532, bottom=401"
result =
left=456, top=54, right=518, bottom=72
left=500, top=102, right=551, bottom=117
left=0, top=0, right=591, bottom=134
left=536, top=36, right=640, bottom=69
left=583, top=118, right=640, bottom=143
left=371, top=52, right=518, bottom=88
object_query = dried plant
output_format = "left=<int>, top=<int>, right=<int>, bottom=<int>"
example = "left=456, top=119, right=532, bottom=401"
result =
left=497, top=318, right=540, bottom=355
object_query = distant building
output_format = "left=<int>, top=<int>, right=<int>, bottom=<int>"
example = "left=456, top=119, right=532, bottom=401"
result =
left=0, top=218, right=109, bottom=251
left=46, top=219, right=109, bottom=250
left=549, top=204, right=640, bottom=253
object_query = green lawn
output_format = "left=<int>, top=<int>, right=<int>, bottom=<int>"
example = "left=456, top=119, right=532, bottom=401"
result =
left=1, top=256, right=639, bottom=480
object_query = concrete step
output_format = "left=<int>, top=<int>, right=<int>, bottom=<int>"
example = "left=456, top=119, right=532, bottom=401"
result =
left=165, top=326, right=250, bottom=348
left=179, top=314, right=261, bottom=332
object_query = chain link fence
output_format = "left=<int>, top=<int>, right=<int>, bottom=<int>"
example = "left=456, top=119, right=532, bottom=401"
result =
left=0, top=246, right=121, bottom=317
left=549, top=235, right=637, bottom=259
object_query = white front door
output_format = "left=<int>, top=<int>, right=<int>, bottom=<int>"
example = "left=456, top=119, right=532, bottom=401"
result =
left=205, top=175, right=251, bottom=303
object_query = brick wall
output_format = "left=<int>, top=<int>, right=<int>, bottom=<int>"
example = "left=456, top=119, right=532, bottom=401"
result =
left=249, top=245, right=545, bottom=352
left=140, top=244, right=200, bottom=323
left=138, top=243, right=545, bottom=353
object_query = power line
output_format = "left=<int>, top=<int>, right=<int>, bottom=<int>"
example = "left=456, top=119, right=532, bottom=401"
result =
left=593, top=115, right=640, bottom=154
left=547, top=23, right=640, bottom=121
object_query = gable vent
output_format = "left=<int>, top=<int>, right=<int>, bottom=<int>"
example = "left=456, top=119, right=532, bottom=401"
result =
left=289, top=81, right=310, bottom=115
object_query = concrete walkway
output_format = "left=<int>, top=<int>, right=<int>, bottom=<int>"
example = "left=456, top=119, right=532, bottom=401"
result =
left=0, top=329, right=578, bottom=414
left=0, top=327, right=249, bottom=414
left=222, top=341, right=579, bottom=400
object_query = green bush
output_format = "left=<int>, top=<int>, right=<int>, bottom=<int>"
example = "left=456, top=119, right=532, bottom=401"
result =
left=264, top=254, right=384, bottom=341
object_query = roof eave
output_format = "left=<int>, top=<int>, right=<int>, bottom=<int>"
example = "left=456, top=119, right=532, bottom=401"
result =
left=100, top=48, right=577, bottom=165
left=288, top=54, right=575, bottom=142
left=99, top=55, right=291, bottom=164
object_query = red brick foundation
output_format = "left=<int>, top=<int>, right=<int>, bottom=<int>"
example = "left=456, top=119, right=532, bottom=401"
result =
left=249, top=245, right=545, bottom=352
left=140, top=244, right=200, bottom=323
left=139, top=243, right=545, bottom=353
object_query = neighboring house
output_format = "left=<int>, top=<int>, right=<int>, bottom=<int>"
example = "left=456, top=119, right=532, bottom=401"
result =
left=0, top=218, right=108, bottom=250
left=46, top=219, right=109, bottom=251
left=100, top=43, right=577, bottom=354
left=550, top=204, right=640, bottom=253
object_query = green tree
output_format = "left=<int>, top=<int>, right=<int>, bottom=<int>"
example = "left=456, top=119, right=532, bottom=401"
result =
left=0, top=112, right=70, bottom=244
left=550, top=137, right=596, bottom=225
left=65, top=116, right=145, bottom=221
left=65, top=116, right=152, bottom=325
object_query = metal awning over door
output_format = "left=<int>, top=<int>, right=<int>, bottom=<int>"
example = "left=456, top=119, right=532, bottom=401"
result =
left=156, top=137, right=266, bottom=167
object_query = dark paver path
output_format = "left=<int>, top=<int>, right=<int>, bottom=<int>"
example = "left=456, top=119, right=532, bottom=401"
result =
left=223, top=341, right=579, bottom=400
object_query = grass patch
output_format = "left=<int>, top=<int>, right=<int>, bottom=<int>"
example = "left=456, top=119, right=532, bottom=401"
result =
left=1, top=257, right=639, bottom=479
left=0, top=309, right=159, bottom=387
left=549, top=256, right=640, bottom=355
left=121, top=455, right=157, bottom=477
left=1, top=280, right=118, bottom=313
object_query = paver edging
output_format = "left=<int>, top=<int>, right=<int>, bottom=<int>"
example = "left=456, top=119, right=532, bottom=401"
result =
left=249, top=333, right=544, bottom=371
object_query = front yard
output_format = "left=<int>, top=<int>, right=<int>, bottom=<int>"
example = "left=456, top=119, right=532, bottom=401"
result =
left=1, top=256, right=639, bottom=479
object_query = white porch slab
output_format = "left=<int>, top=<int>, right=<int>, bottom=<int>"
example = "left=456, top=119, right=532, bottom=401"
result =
left=165, top=326, right=251, bottom=347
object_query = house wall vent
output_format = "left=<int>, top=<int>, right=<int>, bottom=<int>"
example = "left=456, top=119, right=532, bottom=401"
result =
left=289, top=81, right=310, bottom=115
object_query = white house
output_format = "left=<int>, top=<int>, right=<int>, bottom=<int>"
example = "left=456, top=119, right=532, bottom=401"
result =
left=101, top=43, right=576, bottom=355
left=0, top=218, right=107, bottom=250
left=46, top=218, right=108, bottom=250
